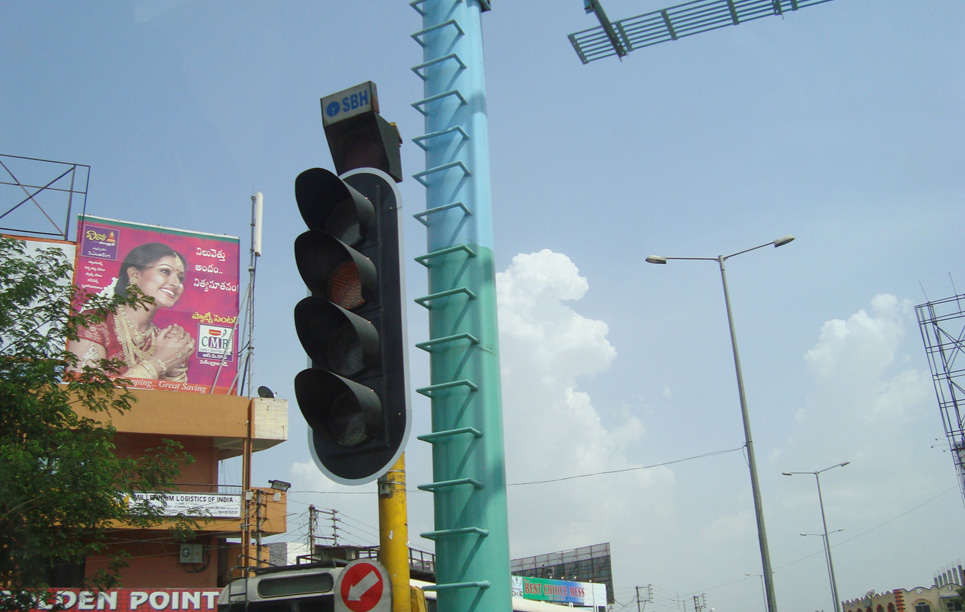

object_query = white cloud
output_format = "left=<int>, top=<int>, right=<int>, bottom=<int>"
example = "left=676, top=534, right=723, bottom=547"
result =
left=797, top=294, right=928, bottom=425
left=700, top=509, right=755, bottom=544
left=761, top=293, right=963, bottom=607
left=497, top=250, right=632, bottom=473
left=498, top=249, right=616, bottom=386
left=496, top=250, right=672, bottom=558
left=782, top=294, right=940, bottom=520
left=872, top=368, right=931, bottom=420
left=803, top=294, right=907, bottom=382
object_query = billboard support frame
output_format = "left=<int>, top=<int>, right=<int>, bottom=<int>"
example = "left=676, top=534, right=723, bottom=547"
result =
left=0, top=153, right=90, bottom=241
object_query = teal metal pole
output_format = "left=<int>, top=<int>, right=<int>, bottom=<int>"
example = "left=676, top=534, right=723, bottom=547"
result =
left=411, top=0, right=512, bottom=610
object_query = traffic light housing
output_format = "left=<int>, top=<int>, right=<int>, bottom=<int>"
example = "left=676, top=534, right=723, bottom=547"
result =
left=320, top=81, right=403, bottom=183
left=293, top=167, right=409, bottom=485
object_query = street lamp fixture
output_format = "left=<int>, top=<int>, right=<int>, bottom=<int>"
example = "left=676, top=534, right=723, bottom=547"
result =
left=646, top=235, right=795, bottom=612
left=645, top=235, right=794, bottom=266
left=268, top=479, right=292, bottom=492
left=801, top=530, right=843, bottom=537
left=784, top=462, right=850, bottom=612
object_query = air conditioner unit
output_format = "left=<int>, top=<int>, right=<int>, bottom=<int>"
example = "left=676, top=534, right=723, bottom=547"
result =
left=180, top=544, right=203, bottom=564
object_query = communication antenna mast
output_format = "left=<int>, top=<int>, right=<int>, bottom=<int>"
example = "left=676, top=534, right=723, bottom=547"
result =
left=244, top=192, right=264, bottom=397
left=217, top=191, right=263, bottom=396
left=237, top=192, right=263, bottom=573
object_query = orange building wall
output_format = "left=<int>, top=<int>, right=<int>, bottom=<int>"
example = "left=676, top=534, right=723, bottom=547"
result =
left=65, top=389, right=289, bottom=589
left=114, top=433, right=219, bottom=491
left=85, top=535, right=220, bottom=588
left=78, top=390, right=250, bottom=439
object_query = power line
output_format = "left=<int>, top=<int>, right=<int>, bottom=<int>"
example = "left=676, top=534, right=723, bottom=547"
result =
left=295, top=445, right=746, bottom=495
left=508, top=446, right=744, bottom=487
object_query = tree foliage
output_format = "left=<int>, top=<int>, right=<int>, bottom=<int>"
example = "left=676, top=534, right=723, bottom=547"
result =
left=0, top=237, right=192, bottom=609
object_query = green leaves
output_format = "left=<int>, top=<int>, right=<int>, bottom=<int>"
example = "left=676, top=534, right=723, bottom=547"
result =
left=0, top=237, right=192, bottom=610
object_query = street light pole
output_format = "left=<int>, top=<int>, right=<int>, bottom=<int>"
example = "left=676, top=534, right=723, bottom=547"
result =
left=802, top=529, right=843, bottom=611
left=718, top=252, right=778, bottom=612
left=646, top=235, right=794, bottom=612
left=784, top=461, right=850, bottom=612
left=745, top=573, right=767, bottom=612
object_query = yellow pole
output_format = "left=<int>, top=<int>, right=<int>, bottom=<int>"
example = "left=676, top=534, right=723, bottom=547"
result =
left=378, top=453, right=411, bottom=612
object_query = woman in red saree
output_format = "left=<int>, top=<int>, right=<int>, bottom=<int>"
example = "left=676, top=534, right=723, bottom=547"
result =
left=69, top=242, right=195, bottom=382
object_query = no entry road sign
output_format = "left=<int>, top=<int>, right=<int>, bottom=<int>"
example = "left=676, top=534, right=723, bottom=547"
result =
left=334, top=559, right=391, bottom=612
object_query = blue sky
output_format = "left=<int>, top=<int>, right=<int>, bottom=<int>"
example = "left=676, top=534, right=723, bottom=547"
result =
left=2, top=1, right=964, bottom=611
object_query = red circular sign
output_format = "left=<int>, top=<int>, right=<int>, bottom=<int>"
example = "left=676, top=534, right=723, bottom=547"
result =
left=339, top=562, right=385, bottom=612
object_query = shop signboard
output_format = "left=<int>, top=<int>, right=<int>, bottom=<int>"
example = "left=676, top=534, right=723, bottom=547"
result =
left=26, top=588, right=221, bottom=611
left=126, top=492, right=241, bottom=518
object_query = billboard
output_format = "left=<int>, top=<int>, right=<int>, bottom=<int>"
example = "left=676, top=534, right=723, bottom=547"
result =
left=0, top=234, right=77, bottom=358
left=69, top=216, right=240, bottom=394
left=511, top=542, right=614, bottom=605
left=0, top=236, right=77, bottom=347
left=511, top=576, right=608, bottom=609
left=2, top=234, right=76, bottom=269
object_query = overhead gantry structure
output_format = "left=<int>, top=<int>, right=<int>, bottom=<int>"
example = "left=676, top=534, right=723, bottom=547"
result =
left=571, top=0, right=840, bottom=64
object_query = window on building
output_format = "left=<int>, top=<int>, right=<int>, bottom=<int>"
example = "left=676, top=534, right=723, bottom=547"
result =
left=946, top=598, right=964, bottom=612
left=915, top=602, right=931, bottom=612
left=44, top=558, right=86, bottom=588
left=888, top=603, right=896, bottom=612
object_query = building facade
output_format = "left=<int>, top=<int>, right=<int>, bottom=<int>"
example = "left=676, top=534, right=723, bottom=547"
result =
left=843, top=583, right=964, bottom=612
left=70, top=388, right=289, bottom=589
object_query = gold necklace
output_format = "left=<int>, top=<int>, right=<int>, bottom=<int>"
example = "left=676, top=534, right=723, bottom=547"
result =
left=118, top=308, right=152, bottom=346
left=114, top=310, right=157, bottom=364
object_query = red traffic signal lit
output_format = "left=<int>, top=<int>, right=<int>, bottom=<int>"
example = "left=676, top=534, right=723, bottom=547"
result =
left=295, top=232, right=376, bottom=309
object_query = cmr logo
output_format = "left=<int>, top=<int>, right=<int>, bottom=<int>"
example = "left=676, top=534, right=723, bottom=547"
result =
left=197, top=325, right=234, bottom=361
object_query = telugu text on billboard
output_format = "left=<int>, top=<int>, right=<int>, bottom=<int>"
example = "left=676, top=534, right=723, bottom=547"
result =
left=69, top=216, right=240, bottom=394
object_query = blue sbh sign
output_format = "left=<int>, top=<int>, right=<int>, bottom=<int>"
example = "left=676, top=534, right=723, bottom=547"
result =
left=321, top=82, right=379, bottom=127
left=325, top=90, right=368, bottom=119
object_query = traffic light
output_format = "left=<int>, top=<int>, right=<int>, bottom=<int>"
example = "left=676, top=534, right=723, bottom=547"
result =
left=293, top=167, right=409, bottom=485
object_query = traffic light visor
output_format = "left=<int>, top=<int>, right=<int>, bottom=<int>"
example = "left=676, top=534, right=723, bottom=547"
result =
left=295, top=369, right=383, bottom=448
left=295, top=168, right=375, bottom=246
left=295, top=296, right=380, bottom=377
left=294, top=231, right=377, bottom=309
